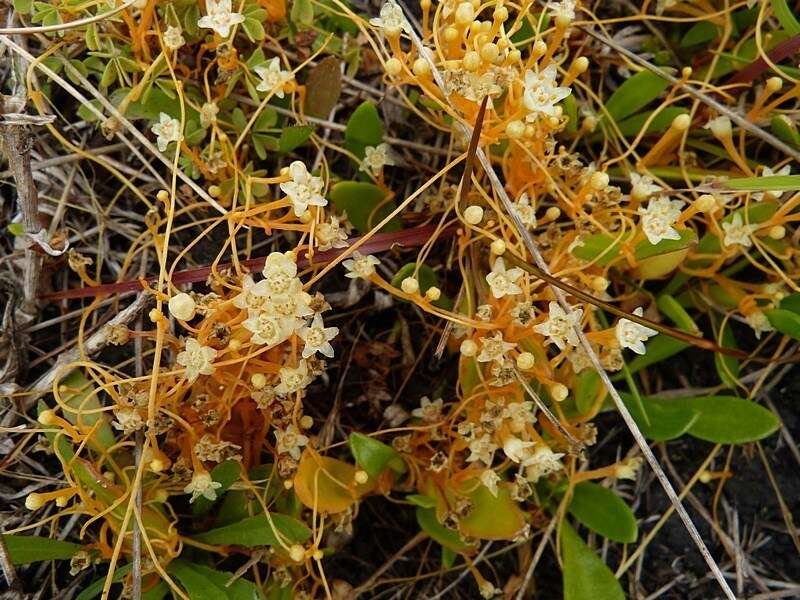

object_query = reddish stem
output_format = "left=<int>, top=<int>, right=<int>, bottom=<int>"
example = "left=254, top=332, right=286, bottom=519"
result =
left=726, top=34, right=800, bottom=86
left=43, top=222, right=458, bottom=300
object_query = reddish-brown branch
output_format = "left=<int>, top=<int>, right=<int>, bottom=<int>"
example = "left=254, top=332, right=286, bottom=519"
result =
left=727, top=35, right=800, bottom=86
left=42, top=223, right=458, bottom=300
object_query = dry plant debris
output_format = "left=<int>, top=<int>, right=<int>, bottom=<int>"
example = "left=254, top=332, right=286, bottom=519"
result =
left=1, top=0, right=799, bottom=598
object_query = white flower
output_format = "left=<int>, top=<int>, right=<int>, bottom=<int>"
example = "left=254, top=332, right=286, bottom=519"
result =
left=546, top=0, right=576, bottom=20
left=316, top=215, right=349, bottom=251
left=523, top=65, right=571, bottom=119
left=360, top=143, right=394, bottom=176
left=275, top=361, right=311, bottom=395
left=197, top=0, right=245, bottom=38
left=637, top=196, right=684, bottom=245
left=261, top=252, right=299, bottom=296
left=243, top=311, right=291, bottom=346
left=485, top=257, right=524, bottom=299
left=503, top=401, right=535, bottom=433
left=722, top=213, right=757, bottom=248
left=369, top=1, right=409, bottom=36
left=476, top=332, right=516, bottom=363
left=533, top=301, right=583, bottom=350
left=343, top=251, right=380, bottom=279
left=515, top=192, right=537, bottom=228
left=745, top=310, right=774, bottom=339
left=151, top=112, right=182, bottom=152
left=112, top=408, right=144, bottom=434
left=480, top=469, right=500, bottom=497
left=200, top=102, right=219, bottom=128
left=184, top=471, right=222, bottom=503
left=274, top=424, right=309, bottom=460
left=176, top=338, right=216, bottom=382
left=411, top=396, right=443, bottom=423
left=233, top=275, right=270, bottom=311
left=502, top=435, right=535, bottom=464
left=254, top=57, right=294, bottom=99
left=630, top=172, right=662, bottom=199
left=298, top=313, right=339, bottom=358
left=163, top=25, right=185, bottom=50
left=615, top=307, right=658, bottom=355
left=615, top=457, right=643, bottom=480
left=280, top=161, right=327, bottom=217
left=266, top=282, right=314, bottom=328
left=466, top=434, right=497, bottom=464
left=754, top=165, right=791, bottom=201
left=524, top=446, right=564, bottom=482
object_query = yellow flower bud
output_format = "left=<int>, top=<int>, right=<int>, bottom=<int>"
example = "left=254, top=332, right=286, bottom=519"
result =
left=251, top=373, right=267, bottom=389
left=412, top=58, right=430, bottom=77
left=168, top=292, right=196, bottom=321
left=695, top=194, right=716, bottom=212
left=401, top=277, right=420, bottom=294
left=463, top=51, right=480, bottom=71
left=506, top=120, right=525, bottom=139
left=289, top=544, right=306, bottom=562
left=425, top=286, right=441, bottom=301
left=385, top=57, right=402, bottom=76
left=460, top=339, right=478, bottom=356
left=354, top=470, right=369, bottom=484
left=490, top=239, right=506, bottom=255
left=455, top=2, right=474, bottom=26
left=516, top=352, right=535, bottom=370
left=464, top=205, right=484, bottom=225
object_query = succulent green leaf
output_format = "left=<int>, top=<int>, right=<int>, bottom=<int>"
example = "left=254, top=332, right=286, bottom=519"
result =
left=568, top=482, right=638, bottom=543
left=2, top=535, right=82, bottom=565
left=328, top=181, right=401, bottom=233
left=561, top=522, right=625, bottom=600
left=348, top=432, right=407, bottom=478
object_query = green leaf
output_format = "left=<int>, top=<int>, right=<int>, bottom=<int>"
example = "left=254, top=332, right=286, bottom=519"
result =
left=780, top=293, right=800, bottom=314
left=348, top=432, right=407, bottom=478
left=458, top=485, right=526, bottom=540
left=725, top=175, right=800, bottom=191
left=192, top=513, right=311, bottom=547
left=304, top=56, right=343, bottom=119
left=328, top=181, right=401, bottom=233
left=679, top=396, right=780, bottom=443
left=407, top=494, right=437, bottom=508
left=2, top=535, right=81, bottom=565
left=604, top=70, right=670, bottom=122
left=575, top=369, right=601, bottom=415
left=75, top=565, right=133, bottom=600
left=7, top=222, right=24, bottom=236
left=278, top=125, right=314, bottom=153
left=441, top=546, right=457, bottom=569
left=656, top=294, right=699, bottom=333
left=772, top=0, right=800, bottom=34
left=242, top=17, right=266, bottom=42
left=13, top=0, right=33, bottom=13
left=680, top=21, right=718, bottom=47
left=771, top=115, right=800, bottom=148
left=186, top=563, right=266, bottom=600
left=572, top=233, right=623, bottom=266
left=290, top=0, right=314, bottom=29
left=715, top=322, right=740, bottom=389
left=563, top=94, right=578, bottom=135
left=415, top=507, right=474, bottom=553
left=561, top=522, right=625, bottom=600
left=193, top=460, right=241, bottom=517
left=168, top=560, right=228, bottom=600
left=765, top=308, right=800, bottom=340
left=568, top=482, right=638, bottom=543
left=620, top=336, right=689, bottom=378
left=614, top=107, right=688, bottom=138
left=344, top=101, right=383, bottom=159
left=59, top=370, right=116, bottom=452
left=633, top=395, right=699, bottom=441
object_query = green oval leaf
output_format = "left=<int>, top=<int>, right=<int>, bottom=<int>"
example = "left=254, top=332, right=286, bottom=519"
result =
left=344, top=101, right=383, bottom=158
left=459, top=485, right=526, bottom=540
left=561, top=522, right=625, bottom=600
left=765, top=308, right=800, bottom=340
left=567, top=482, right=638, bottom=543
left=278, top=125, right=314, bottom=154
left=604, top=70, right=670, bottom=122
left=678, top=396, right=780, bottom=443
left=348, top=432, right=407, bottom=478
left=415, top=507, right=475, bottom=553
left=75, top=565, right=133, bottom=600
left=192, top=513, right=311, bottom=547
left=328, top=181, right=401, bottom=233
left=3, top=534, right=82, bottom=564
left=614, top=107, right=688, bottom=138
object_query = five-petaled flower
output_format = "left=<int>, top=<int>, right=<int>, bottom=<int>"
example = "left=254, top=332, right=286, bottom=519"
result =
left=486, top=257, right=524, bottom=299
left=722, top=213, right=758, bottom=248
left=184, top=471, right=222, bottom=503
left=280, top=161, right=327, bottom=217
left=255, top=57, right=294, bottom=98
left=274, top=424, right=309, bottom=460
left=361, top=143, right=395, bottom=176
left=197, top=0, right=245, bottom=38
left=176, top=338, right=217, bottom=382
left=411, top=396, right=443, bottom=423
left=615, top=307, right=658, bottom=355
left=533, top=301, right=583, bottom=350
left=637, top=196, right=684, bottom=245
left=370, top=1, right=409, bottom=36
left=523, top=65, right=571, bottom=119
left=298, top=313, right=339, bottom=358
left=343, top=251, right=380, bottom=280
left=151, top=113, right=182, bottom=152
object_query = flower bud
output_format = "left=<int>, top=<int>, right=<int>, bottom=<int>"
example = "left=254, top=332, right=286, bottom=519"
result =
left=401, top=277, right=420, bottom=294
left=464, top=205, right=484, bottom=225
left=490, top=239, right=506, bottom=255
left=168, top=292, right=196, bottom=321
left=385, top=57, right=402, bottom=76
left=516, top=352, right=535, bottom=370
left=460, top=339, right=478, bottom=356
